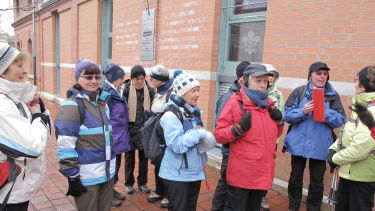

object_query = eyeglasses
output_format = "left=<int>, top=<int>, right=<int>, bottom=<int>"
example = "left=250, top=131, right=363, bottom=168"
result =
left=80, top=75, right=102, bottom=81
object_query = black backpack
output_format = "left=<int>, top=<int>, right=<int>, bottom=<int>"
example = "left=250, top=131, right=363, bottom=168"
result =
left=140, top=106, right=184, bottom=165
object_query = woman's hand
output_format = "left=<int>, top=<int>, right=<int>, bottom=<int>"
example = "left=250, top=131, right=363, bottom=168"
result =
left=303, top=100, right=314, bottom=115
left=28, top=93, right=41, bottom=114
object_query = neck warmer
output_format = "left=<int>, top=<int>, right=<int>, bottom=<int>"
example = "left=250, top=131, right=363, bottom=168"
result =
left=81, top=90, right=98, bottom=101
left=170, top=94, right=203, bottom=127
left=243, top=87, right=269, bottom=107
left=0, top=77, right=36, bottom=103
left=157, top=79, right=173, bottom=95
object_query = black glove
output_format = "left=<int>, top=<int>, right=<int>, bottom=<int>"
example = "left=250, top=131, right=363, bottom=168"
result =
left=327, top=149, right=338, bottom=171
left=39, top=98, right=46, bottom=113
left=238, top=112, right=252, bottom=132
left=351, top=103, right=375, bottom=130
left=269, top=107, right=283, bottom=121
left=66, top=176, right=87, bottom=197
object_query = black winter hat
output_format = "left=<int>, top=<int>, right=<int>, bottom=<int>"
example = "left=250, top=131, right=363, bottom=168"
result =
left=308, top=62, right=330, bottom=80
left=130, top=65, right=146, bottom=78
left=236, top=61, right=251, bottom=78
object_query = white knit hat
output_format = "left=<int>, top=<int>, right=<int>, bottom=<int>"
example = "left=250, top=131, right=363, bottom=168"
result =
left=0, top=44, right=20, bottom=76
left=173, top=70, right=200, bottom=97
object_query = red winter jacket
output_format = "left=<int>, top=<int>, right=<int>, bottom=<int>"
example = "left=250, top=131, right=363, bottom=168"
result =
left=214, top=88, right=283, bottom=190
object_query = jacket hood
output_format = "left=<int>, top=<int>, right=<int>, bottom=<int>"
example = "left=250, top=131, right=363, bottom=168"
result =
left=354, top=92, right=375, bottom=105
left=0, top=77, right=36, bottom=103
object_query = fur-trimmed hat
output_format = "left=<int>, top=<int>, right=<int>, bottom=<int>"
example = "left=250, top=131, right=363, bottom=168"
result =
left=0, top=44, right=21, bottom=76
left=173, top=70, right=200, bottom=97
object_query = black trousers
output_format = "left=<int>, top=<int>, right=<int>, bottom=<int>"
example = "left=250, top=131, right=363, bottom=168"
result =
left=154, top=162, right=165, bottom=196
left=3, top=201, right=29, bottom=211
left=211, top=154, right=229, bottom=211
left=163, top=179, right=201, bottom=211
left=335, top=177, right=375, bottom=211
left=288, top=155, right=326, bottom=211
left=124, top=149, right=148, bottom=187
left=114, top=153, right=122, bottom=184
left=224, top=185, right=263, bottom=211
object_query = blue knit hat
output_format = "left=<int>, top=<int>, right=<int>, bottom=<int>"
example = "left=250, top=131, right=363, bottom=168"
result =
left=103, top=63, right=125, bottom=83
left=173, top=70, right=200, bottom=97
left=74, top=59, right=98, bottom=81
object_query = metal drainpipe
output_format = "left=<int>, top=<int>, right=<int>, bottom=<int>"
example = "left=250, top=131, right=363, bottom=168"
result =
left=32, top=0, right=36, bottom=85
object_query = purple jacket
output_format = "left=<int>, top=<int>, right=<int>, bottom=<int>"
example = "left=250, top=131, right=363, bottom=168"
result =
left=103, top=82, right=132, bottom=154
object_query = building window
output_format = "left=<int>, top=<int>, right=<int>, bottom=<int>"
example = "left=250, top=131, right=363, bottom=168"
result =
left=101, top=0, right=113, bottom=67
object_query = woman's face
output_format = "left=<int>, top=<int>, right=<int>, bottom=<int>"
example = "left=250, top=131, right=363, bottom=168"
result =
left=1, top=60, right=27, bottom=82
left=182, top=86, right=200, bottom=106
left=77, top=71, right=102, bottom=92
left=354, top=77, right=365, bottom=95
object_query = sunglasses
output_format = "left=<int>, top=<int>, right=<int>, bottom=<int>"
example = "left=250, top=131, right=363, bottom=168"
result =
left=80, top=75, right=102, bottom=81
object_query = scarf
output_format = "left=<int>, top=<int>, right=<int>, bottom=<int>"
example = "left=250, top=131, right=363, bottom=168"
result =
left=128, top=81, right=150, bottom=122
left=243, top=87, right=269, bottom=107
left=80, top=90, right=99, bottom=102
left=170, top=94, right=203, bottom=127
left=157, top=79, right=173, bottom=95
left=0, top=77, right=36, bottom=103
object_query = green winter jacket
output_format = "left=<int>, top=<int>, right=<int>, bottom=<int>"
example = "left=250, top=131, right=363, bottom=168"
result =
left=330, top=92, right=375, bottom=182
left=267, top=85, right=284, bottom=113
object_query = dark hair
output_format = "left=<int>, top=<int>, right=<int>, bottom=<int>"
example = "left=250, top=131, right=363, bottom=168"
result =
left=82, top=64, right=101, bottom=75
left=236, top=61, right=250, bottom=79
left=358, top=66, right=375, bottom=92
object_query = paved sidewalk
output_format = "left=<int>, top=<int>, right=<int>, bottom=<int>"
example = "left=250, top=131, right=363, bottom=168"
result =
left=26, top=99, right=306, bottom=211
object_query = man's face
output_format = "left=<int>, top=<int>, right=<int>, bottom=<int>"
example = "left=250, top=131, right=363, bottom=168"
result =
left=247, top=75, right=269, bottom=92
left=131, top=75, right=145, bottom=89
left=310, top=70, right=328, bottom=88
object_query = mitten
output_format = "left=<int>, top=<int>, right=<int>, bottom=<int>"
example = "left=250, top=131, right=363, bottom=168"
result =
left=269, top=107, right=283, bottom=121
left=197, top=130, right=216, bottom=153
left=66, top=176, right=87, bottom=197
left=327, top=149, right=338, bottom=170
left=232, top=112, right=251, bottom=137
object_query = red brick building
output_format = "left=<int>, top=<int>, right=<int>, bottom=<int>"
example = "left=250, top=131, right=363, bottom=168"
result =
left=12, top=0, right=375, bottom=200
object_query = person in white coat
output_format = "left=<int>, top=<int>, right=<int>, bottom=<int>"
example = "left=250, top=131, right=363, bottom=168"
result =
left=0, top=44, right=50, bottom=211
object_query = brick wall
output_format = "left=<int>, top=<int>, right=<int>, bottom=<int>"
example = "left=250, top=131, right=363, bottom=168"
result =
left=59, top=8, right=73, bottom=96
left=264, top=0, right=375, bottom=194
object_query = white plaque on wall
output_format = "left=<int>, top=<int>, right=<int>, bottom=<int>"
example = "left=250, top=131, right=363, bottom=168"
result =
left=141, top=8, right=155, bottom=61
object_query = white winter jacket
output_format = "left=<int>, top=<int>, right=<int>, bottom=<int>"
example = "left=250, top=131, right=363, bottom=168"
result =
left=0, top=78, right=49, bottom=204
left=151, top=86, right=174, bottom=113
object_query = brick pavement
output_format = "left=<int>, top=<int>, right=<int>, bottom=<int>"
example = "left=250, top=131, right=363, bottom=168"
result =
left=26, top=99, right=306, bottom=211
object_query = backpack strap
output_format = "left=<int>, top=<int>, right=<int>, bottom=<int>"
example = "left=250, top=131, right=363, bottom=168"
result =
left=71, top=97, right=86, bottom=125
left=165, top=88, right=174, bottom=103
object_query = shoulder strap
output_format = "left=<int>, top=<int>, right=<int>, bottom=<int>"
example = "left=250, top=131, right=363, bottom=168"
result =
left=165, top=88, right=174, bottom=103
left=297, top=85, right=307, bottom=105
left=71, top=97, right=85, bottom=125
left=235, top=93, right=246, bottom=116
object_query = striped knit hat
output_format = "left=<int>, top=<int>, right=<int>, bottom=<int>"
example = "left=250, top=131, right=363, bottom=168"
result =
left=173, top=70, right=200, bottom=97
left=0, top=44, right=20, bottom=76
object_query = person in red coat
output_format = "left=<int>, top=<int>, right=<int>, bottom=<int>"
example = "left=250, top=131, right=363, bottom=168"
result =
left=214, top=64, right=284, bottom=211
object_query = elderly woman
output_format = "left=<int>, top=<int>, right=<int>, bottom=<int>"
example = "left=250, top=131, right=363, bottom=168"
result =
left=328, top=66, right=375, bottom=211
left=214, top=64, right=284, bottom=211
left=54, top=59, right=115, bottom=211
left=159, top=70, right=215, bottom=211
left=0, top=44, right=50, bottom=211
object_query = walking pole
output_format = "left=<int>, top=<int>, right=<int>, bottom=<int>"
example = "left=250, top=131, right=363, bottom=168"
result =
left=328, top=129, right=343, bottom=210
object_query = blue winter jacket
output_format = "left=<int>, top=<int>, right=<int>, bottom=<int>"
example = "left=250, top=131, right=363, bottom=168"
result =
left=55, top=88, right=116, bottom=186
left=159, top=101, right=207, bottom=182
left=284, top=82, right=346, bottom=160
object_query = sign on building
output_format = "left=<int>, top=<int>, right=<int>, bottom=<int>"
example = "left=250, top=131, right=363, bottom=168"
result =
left=141, top=8, right=155, bottom=61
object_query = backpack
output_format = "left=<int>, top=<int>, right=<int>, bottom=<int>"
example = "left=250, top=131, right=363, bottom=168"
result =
left=140, top=106, right=184, bottom=165
left=0, top=94, right=23, bottom=210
